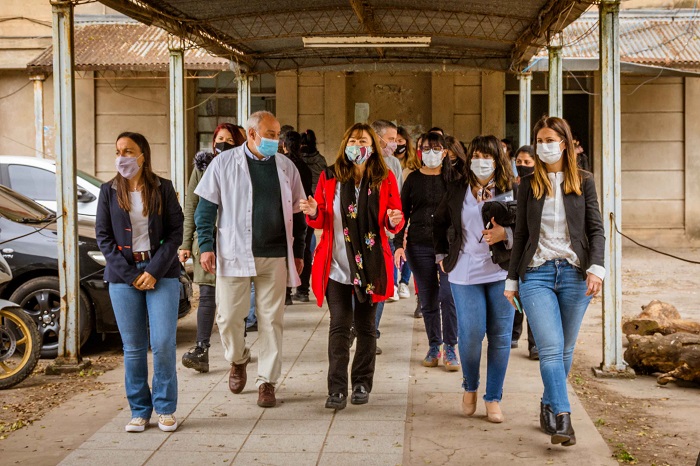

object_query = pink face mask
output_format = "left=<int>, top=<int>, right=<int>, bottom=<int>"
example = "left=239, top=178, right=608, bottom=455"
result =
left=115, top=155, right=142, bottom=180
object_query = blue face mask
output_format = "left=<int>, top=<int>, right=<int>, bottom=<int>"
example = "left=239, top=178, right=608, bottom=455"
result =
left=255, top=132, right=278, bottom=157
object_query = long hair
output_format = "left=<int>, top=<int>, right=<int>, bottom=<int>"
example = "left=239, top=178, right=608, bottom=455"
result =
left=284, top=131, right=302, bottom=163
left=114, top=132, right=162, bottom=216
left=334, top=123, right=388, bottom=188
left=300, top=129, right=318, bottom=154
left=212, top=122, right=246, bottom=149
left=531, top=116, right=582, bottom=199
left=444, top=135, right=466, bottom=184
left=463, top=135, right=513, bottom=192
left=397, top=126, right=421, bottom=171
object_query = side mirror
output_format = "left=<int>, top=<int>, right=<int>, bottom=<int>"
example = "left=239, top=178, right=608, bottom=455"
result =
left=77, top=188, right=96, bottom=203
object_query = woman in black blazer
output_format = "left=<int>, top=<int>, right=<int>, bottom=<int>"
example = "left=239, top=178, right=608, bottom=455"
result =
left=95, top=132, right=184, bottom=433
left=504, top=117, right=605, bottom=447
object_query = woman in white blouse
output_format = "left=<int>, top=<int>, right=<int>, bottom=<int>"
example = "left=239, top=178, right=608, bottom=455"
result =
left=504, top=116, right=605, bottom=447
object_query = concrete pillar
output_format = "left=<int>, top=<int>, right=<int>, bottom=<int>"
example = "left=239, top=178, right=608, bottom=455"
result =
left=685, top=77, right=700, bottom=239
left=48, top=0, right=87, bottom=370
left=323, top=72, right=347, bottom=162
left=481, top=72, right=505, bottom=136
left=169, top=47, right=186, bottom=207
left=596, top=0, right=630, bottom=376
left=548, top=42, right=563, bottom=118
left=275, top=71, right=299, bottom=129
left=237, top=74, right=251, bottom=125
left=432, top=73, right=455, bottom=136
left=518, top=72, right=532, bottom=146
left=30, top=74, right=45, bottom=157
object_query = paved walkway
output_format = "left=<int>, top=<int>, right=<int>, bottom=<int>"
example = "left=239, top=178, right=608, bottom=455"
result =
left=57, top=291, right=615, bottom=465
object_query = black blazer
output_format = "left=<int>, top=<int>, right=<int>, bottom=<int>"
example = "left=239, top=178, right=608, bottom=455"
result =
left=95, top=177, right=184, bottom=284
left=506, top=172, right=605, bottom=283
left=433, top=183, right=514, bottom=273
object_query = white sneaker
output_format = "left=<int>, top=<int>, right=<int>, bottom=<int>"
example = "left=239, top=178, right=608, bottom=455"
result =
left=387, top=285, right=399, bottom=302
left=125, top=417, right=148, bottom=432
left=158, top=414, right=178, bottom=432
left=398, top=283, right=410, bottom=299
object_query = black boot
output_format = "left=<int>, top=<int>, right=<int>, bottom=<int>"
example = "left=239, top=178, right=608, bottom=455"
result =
left=413, top=297, right=422, bottom=318
left=540, top=402, right=556, bottom=435
left=182, top=342, right=210, bottom=373
left=551, top=412, right=576, bottom=446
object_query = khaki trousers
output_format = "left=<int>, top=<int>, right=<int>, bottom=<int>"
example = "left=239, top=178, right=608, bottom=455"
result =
left=216, top=257, right=286, bottom=387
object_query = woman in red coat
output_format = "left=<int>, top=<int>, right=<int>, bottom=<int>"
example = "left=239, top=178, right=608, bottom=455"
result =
left=300, top=123, right=404, bottom=411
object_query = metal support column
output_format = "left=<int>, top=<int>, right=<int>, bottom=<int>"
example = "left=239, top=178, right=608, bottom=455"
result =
left=595, top=0, right=633, bottom=378
left=30, top=74, right=45, bottom=157
left=518, top=72, right=532, bottom=146
left=237, top=74, right=251, bottom=125
left=548, top=41, right=563, bottom=118
left=169, top=46, right=186, bottom=208
left=47, top=0, right=89, bottom=373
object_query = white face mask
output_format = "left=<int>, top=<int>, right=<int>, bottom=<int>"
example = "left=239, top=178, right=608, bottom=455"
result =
left=470, top=158, right=495, bottom=181
left=422, top=149, right=443, bottom=169
left=537, top=141, right=564, bottom=164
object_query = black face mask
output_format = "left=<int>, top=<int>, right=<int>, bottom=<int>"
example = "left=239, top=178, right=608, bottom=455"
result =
left=395, top=144, right=407, bottom=155
left=516, top=165, right=535, bottom=178
left=215, top=141, right=235, bottom=154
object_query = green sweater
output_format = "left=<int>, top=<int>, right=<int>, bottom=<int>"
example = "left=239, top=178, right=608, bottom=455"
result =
left=246, top=156, right=287, bottom=258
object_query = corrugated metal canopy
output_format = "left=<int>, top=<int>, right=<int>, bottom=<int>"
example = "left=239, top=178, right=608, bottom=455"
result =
left=27, top=20, right=230, bottom=72
left=96, top=0, right=591, bottom=74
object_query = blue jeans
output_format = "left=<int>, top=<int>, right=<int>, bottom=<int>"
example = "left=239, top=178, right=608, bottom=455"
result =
left=399, top=257, right=412, bottom=284
left=406, top=242, right=457, bottom=347
left=519, top=260, right=592, bottom=415
left=109, top=261, right=180, bottom=419
left=246, top=283, right=257, bottom=328
left=450, top=280, right=514, bottom=402
left=375, top=241, right=397, bottom=339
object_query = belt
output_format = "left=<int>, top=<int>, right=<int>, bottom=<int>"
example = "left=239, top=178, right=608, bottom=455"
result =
left=133, top=251, right=152, bottom=262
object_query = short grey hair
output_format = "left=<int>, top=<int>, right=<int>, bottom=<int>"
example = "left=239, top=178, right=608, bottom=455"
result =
left=245, top=110, right=277, bottom=132
left=371, top=119, right=397, bottom=137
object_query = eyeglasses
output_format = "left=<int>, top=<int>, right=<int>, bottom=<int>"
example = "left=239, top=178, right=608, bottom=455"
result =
left=421, top=146, right=443, bottom=152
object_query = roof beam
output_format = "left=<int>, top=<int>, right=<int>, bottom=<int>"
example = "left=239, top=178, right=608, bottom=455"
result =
left=349, top=0, right=385, bottom=58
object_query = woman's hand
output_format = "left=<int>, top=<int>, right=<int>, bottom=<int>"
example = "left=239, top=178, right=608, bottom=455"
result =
left=586, top=273, right=602, bottom=297
left=394, top=247, right=406, bottom=269
left=200, top=251, right=216, bottom=274
left=178, top=249, right=191, bottom=262
left=438, top=260, right=445, bottom=274
left=299, top=195, right=318, bottom=217
left=387, top=209, right=403, bottom=228
left=133, top=272, right=157, bottom=290
left=482, top=217, right=506, bottom=245
left=504, top=290, right=519, bottom=308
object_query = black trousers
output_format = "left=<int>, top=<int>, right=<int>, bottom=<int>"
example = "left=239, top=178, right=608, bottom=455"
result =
left=297, top=228, right=315, bottom=295
left=512, top=310, right=536, bottom=350
left=326, top=279, right=377, bottom=396
left=196, top=284, right=216, bottom=345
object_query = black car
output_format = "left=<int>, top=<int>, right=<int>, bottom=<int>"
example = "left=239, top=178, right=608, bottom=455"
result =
left=0, top=185, right=192, bottom=358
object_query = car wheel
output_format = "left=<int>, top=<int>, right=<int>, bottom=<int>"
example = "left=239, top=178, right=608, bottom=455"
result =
left=9, top=277, right=93, bottom=359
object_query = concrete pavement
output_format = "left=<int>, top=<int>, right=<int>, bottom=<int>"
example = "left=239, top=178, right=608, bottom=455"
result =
left=55, top=290, right=615, bottom=466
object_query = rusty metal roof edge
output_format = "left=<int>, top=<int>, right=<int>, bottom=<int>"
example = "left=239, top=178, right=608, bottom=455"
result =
left=528, top=56, right=700, bottom=76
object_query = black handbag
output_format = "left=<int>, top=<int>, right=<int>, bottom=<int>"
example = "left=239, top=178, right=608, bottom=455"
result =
left=481, top=199, right=517, bottom=270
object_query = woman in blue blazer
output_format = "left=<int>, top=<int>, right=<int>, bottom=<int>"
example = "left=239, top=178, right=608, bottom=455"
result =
left=95, top=132, right=184, bottom=433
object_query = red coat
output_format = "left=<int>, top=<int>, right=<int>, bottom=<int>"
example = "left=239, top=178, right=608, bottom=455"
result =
left=307, top=169, right=405, bottom=307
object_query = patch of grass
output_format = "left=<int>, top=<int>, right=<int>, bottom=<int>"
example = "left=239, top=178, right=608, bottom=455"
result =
left=614, top=443, right=637, bottom=464
left=595, top=418, right=607, bottom=426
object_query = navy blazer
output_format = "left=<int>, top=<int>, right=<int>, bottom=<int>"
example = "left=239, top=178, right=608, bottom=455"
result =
left=506, top=172, right=605, bottom=283
left=95, top=177, right=184, bottom=284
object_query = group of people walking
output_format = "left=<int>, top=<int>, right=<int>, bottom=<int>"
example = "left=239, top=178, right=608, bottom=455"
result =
left=95, top=109, right=604, bottom=448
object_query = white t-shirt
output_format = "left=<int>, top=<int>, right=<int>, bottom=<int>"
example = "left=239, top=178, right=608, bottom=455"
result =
left=129, top=192, right=151, bottom=252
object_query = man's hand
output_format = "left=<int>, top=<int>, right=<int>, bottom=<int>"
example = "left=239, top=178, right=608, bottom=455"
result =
left=178, top=249, right=191, bottom=262
left=299, top=195, right=318, bottom=217
left=200, top=251, right=216, bottom=274
left=387, top=209, right=403, bottom=228
left=295, top=258, right=304, bottom=275
left=133, top=271, right=157, bottom=290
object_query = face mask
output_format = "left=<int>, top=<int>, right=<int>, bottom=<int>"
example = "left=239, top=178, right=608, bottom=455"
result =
left=255, top=132, right=278, bottom=157
left=214, top=141, right=235, bottom=154
left=381, top=138, right=397, bottom=157
left=115, top=155, right=142, bottom=180
left=537, top=142, right=563, bottom=164
left=345, top=145, right=373, bottom=165
left=516, top=165, right=535, bottom=178
left=422, top=149, right=443, bottom=169
left=470, top=158, right=495, bottom=181
left=511, top=158, right=518, bottom=177
left=395, top=144, right=407, bottom=156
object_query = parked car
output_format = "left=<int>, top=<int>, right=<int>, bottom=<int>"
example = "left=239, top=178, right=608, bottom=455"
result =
left=0, top=155, right=102, bottom=220
left=0, top=185, right=192, bottom=358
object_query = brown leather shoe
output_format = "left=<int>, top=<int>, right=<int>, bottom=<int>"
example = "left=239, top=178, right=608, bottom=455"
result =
left=257, top=382, right=276, bottom=407
left=228, top=357, right=250, bottom=394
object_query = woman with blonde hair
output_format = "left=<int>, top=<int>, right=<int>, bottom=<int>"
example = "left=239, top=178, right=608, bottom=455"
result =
left=505, top=116, right=605, bottom=446
left=300, top=123, right=404, bottom=410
